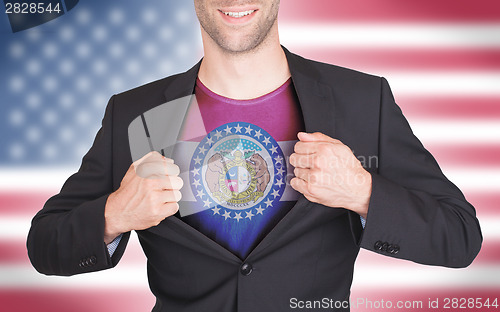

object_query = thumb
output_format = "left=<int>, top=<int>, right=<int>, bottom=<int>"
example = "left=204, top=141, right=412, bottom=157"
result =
left=297, top=132, right=341, bottom=144
left=128, top=151, right=174, bottom=178
left=121, top=152, right=168, bottom=185
left=134, top=151, right=159, bottom=166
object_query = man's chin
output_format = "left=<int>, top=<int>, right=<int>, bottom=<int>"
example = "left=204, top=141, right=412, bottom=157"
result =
left=220, top=45, right=259, bottom=55
left=215, top=34, right=269, bottom=55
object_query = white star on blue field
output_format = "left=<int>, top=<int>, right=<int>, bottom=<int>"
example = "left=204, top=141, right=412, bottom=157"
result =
left=0, top=0, right=201, bottom=166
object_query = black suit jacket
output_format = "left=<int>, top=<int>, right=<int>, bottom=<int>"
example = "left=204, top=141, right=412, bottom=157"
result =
left=27, top=47, right=482, bottom=311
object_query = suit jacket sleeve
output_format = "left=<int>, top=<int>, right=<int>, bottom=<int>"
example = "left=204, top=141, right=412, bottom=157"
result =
left=27, top=95, right=130, bottom=276
left=356, top=77, right=482, bottom=268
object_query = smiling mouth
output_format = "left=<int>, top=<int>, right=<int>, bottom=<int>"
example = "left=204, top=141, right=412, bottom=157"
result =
left=220, top=9, right=256, bottom=18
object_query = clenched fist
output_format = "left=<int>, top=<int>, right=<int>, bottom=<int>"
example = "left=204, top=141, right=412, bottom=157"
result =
left=289, top=132, right=372, bottom=218
left=104, top=151, right=183, bottom=244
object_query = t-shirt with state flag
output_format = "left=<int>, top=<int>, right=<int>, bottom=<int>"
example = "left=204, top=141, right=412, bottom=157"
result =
left=173, top=77, right=305, bottom=260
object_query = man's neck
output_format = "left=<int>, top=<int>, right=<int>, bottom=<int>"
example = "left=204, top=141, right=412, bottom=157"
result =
left=197, top=29, right=291, bottom=100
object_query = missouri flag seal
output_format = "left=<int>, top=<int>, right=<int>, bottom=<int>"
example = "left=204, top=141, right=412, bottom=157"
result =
left=189, top=122, right=286, bottom=222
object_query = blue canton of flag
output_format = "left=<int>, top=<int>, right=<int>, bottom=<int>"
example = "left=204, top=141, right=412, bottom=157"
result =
left=0, top=0, right=201, bottom=167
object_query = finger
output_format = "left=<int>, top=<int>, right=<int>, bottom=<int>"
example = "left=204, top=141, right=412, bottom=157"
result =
left=295, top=141, right=334, bottom=155
left=141, top=155, right=174, bottom=165
left=294, top=141, right=317, bottom=155
left=134, top=151, right=162, bottom=166
left=295, top=140, right=352, bottom=161
left=162, top=202, right=180, bottom=217
left=290, top=178, right=320, bottom=203
left=165, top=163, right=180, bottom=176
left=290, top=176, right=306, bottom=193
left=158, top=189, right=182, bottom=203
left=161, top=176, right=184, bottom=191
left=145, top=176, right=184, bottom=192
left=122, top=160, right=139, bottom=184
left=134, top=151, right=174, bottom=167
left=290, top=153, right=316, bottom=169
left=293, top=167, right=310, bottom=181
left=136, top=161, right=180, bottom=178
left=125, top=152, right=160, bottom=183
left=135, top=162, right=172, bottom=178
left=298, top=132, right=342, bottom=144
left=294, top=167, right=324, bottom=185
left=141, top=153, right=175, bottom=167
left=290, top=177, right=314, bottom=197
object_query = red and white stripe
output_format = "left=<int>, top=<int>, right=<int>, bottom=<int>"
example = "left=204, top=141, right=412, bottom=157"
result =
left=279, top=0, right=500, bottom=310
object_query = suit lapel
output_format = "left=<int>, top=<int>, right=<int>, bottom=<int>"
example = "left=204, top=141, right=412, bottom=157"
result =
left=162, top=61, right=201, bottom=102
left=245, top=48, right=338, bottom=258
left=128, top=62, right=201, bottom=161
left=284, top=47, right=336, bottom=136
left=156, top=61, right=201, bottom=158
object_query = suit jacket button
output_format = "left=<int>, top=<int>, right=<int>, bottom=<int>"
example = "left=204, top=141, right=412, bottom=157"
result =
left=374, top=241, right=383, bottom=251
left=89, top=256, right=97, bottom=265
left=381, top=242, right=389, bottom=252
left=240, top=263, right=253, bottom=276
left=387, top=244, right=394, bottom=255
left=393, top=245, right=400, bottom=254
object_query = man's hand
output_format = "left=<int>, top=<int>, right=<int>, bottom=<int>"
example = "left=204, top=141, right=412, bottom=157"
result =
left=289, top=132, right=372, bottom=218
left=104, top=151, right=183, bottom=244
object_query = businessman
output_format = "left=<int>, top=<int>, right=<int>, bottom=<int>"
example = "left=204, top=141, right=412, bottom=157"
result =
left=28, top=1, right=482, bottom=311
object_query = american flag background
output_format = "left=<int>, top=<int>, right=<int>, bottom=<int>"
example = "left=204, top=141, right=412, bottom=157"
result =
left=0, top=0, right=499, bottom=311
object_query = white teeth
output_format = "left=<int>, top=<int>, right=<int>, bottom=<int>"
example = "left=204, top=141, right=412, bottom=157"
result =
left=222, top=10, right=255, bottom=18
